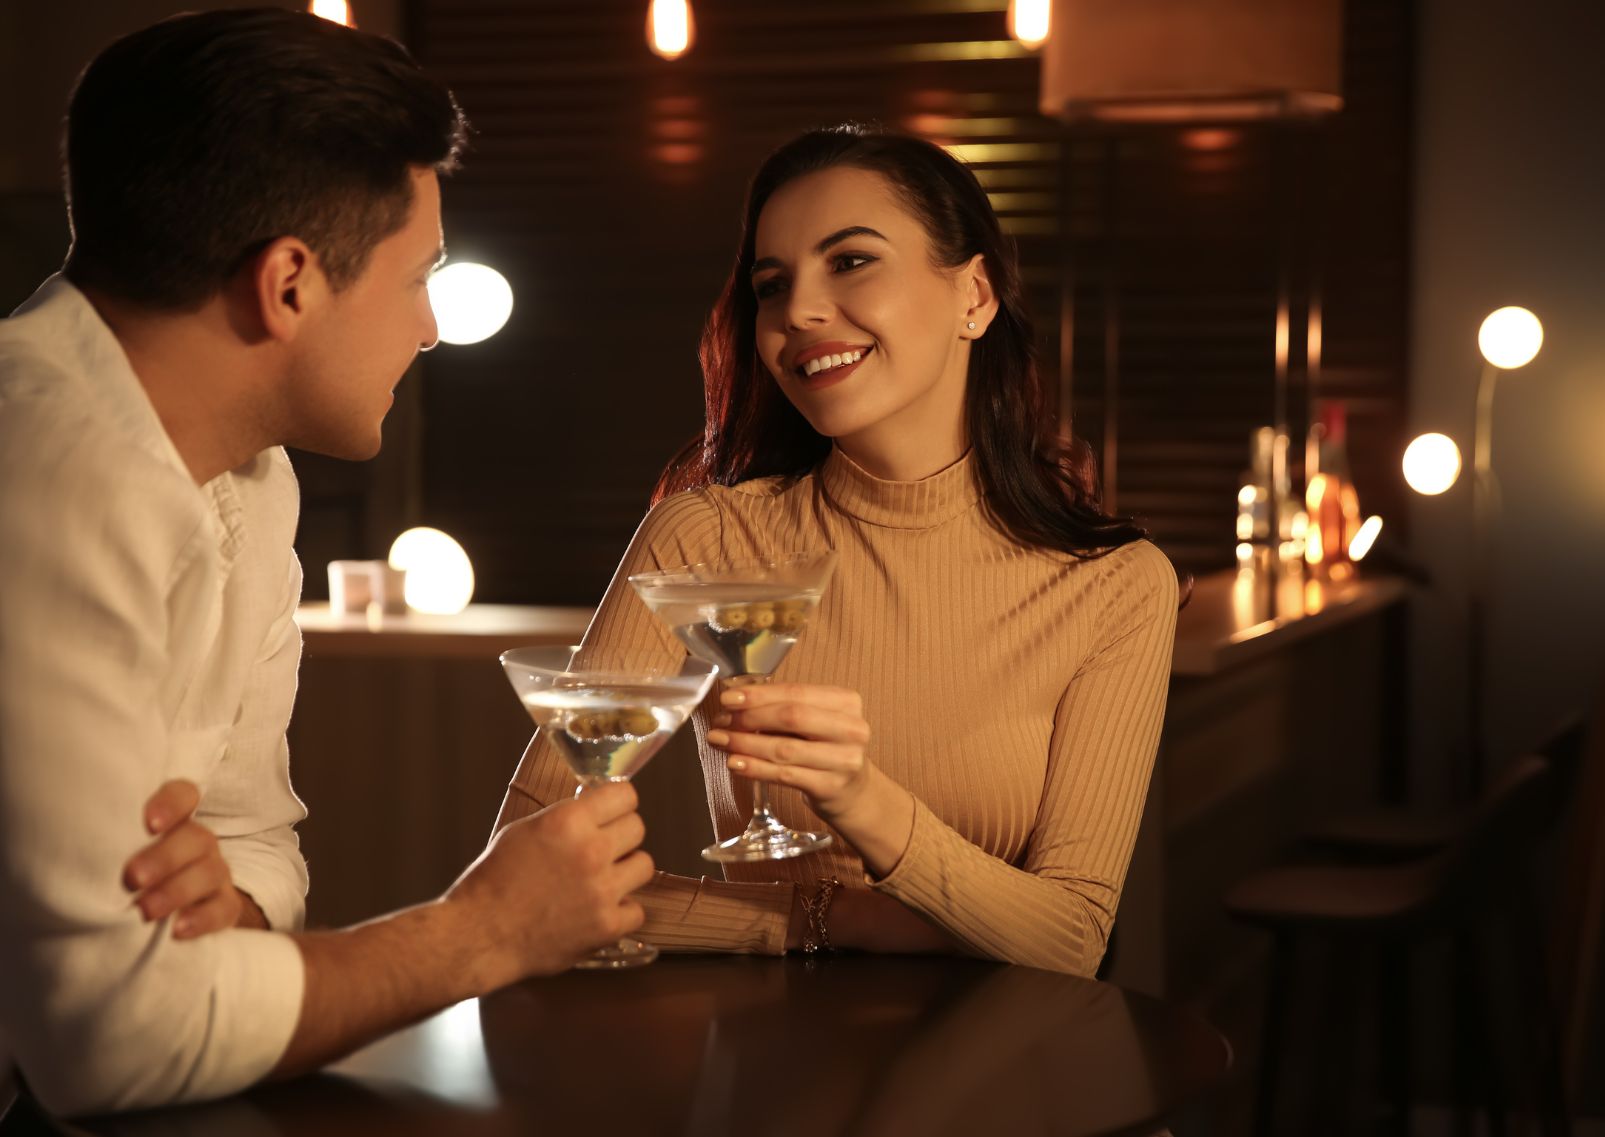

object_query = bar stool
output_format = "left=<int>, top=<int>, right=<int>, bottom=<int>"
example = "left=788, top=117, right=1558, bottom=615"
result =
left=1226, top=752, right=1571, bottom=1137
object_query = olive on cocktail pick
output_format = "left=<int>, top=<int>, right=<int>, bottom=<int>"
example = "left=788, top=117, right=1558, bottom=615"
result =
left=619, top=708, right=658, bottom=737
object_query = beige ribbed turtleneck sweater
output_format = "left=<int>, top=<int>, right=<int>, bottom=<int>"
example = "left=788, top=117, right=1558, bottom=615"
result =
left=497, top=447, right=1178, bottom=977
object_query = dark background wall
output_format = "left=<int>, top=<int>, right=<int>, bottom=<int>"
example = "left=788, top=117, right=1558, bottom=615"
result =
left=1407, top=0, right=1605, bottom=794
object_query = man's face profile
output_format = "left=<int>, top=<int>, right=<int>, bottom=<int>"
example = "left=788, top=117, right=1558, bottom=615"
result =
left=283, top=166, right=445, bottom=461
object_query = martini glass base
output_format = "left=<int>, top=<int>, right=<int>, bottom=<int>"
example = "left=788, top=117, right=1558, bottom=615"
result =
left=575, top=938, right=659, bottom=969
left=702, top=812, right=833, bottom=864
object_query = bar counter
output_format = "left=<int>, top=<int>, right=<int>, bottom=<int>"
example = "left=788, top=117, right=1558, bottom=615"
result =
left=286, top=569, right=1410, bottom=1009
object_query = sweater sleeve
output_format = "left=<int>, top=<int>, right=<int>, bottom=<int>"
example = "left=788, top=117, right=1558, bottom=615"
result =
left=869, top=541, right=1178, bottom=976
left=495, top=490, right=794, bottom=955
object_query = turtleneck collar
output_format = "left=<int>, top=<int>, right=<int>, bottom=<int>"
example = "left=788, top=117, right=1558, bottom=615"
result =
left=819, top=445, right=983, bottom=530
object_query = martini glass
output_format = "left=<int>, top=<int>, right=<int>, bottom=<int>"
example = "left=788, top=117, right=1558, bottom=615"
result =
left=499, top=645, right=718, bottom=968
left=629, top=550, right=838, bottom=863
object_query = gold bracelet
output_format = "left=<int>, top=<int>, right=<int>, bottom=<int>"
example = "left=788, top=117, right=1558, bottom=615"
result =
left=801, top=876, right=841, bottom=956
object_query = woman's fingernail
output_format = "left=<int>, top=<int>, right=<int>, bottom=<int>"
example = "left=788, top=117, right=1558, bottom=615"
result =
left=707, top=729, right=730, bottom=747
left=711, top=712, right=732, bottom=727
left=146, top=810, right=168, bottom=833
left=128, top=864, right=150, bottom=889
left=722, top=690, right=746, bottom=706
left=173, top=916, right=192, bottom=938
left=728, top=758, right=747, bottom=771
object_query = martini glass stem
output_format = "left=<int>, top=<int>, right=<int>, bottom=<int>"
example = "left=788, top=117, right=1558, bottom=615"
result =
left=729, top=673, right=778, bottom=822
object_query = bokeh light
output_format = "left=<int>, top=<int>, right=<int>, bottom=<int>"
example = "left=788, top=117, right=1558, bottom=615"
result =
left=1008, top=0, right=1051, bottom=49
left=307, top=0, right=354, bottom=27
left=1477, top=306, right=1543, bottom=369
left=1403, top=433, right=1463, bottom=496
left=388, top=527, right=475, bottom=615
left=427, top=263, right=514, bottom=346
left=1348, top=515, right=1384, bottom=561
left=648, top=0, right=694, bottom=60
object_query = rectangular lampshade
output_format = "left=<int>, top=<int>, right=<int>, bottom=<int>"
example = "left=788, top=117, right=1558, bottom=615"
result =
left=1040, top=0, right=1344, bottom=122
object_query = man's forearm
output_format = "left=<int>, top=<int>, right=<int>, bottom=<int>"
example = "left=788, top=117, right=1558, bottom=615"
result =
left=270, top=898, right=492, bottom=1079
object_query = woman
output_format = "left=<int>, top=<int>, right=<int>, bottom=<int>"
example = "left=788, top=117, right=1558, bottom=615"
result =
left=496, top=124, right=1178, bottom=977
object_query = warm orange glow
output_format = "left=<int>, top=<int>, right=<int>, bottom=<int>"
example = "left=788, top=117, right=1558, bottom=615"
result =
left=647, top=0, right=694, bottom=61
left=650, top=142, right=703, bottom=166
left=1181, top=128, right=1239, bottom=152
left=1008, top=0, right=1051, bottom=49
left=308, top=0, right=354, bottom=27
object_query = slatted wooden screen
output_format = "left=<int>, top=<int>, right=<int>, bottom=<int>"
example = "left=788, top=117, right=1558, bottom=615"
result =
left=358, top=0, right=1409, bottom=602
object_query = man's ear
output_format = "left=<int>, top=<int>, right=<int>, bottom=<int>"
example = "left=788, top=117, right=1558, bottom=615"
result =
left=251, top=237, right=322, bottom=343
left=960, top=252, right=999, bottom=338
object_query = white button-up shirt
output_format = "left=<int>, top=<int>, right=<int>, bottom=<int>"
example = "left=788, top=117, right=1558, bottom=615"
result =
left=0, top=277, right=307, bottom=1113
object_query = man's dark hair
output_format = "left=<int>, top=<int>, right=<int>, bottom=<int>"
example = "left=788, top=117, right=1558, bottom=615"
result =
left=63, top=8, right=468, bottom=310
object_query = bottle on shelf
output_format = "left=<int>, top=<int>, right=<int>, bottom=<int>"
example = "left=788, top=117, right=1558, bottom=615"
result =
left=1305, top=401, right=1360, bottom=579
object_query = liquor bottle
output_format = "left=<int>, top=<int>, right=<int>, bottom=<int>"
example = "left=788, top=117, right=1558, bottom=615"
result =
left=1305, top=402, right=1359, bottom=578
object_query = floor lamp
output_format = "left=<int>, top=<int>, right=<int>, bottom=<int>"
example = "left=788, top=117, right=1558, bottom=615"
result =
left=1404, top=305, right=1544, bottom=797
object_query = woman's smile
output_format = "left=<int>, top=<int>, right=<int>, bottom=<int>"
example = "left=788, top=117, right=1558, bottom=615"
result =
left=793, top=343, right=875, bottom=390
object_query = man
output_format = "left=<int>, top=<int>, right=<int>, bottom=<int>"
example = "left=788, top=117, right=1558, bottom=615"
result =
left=0, top=9, right=652, bottom=1115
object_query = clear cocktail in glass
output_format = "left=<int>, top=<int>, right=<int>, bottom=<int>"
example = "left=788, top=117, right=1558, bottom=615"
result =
left=629, top=551, right=837, bottom=862
left=499, top=645, right=718, bottom=968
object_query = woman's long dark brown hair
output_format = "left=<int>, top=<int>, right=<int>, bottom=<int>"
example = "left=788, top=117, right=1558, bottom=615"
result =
left=654, top=124, right=1147, bottom=559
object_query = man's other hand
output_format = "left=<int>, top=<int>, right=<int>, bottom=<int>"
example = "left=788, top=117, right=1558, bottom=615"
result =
left=123, top=779, right=265, bottom=938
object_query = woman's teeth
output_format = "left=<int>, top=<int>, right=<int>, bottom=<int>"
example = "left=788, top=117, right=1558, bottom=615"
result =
left=802, top=348, right=865, bottom=378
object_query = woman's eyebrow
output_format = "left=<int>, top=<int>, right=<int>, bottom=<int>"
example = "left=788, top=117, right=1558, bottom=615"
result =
left=751, top=225, right=890, bottom=276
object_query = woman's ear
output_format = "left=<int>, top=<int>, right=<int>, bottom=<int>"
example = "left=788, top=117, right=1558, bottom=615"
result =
left=960, top=253, right=999, bottom=338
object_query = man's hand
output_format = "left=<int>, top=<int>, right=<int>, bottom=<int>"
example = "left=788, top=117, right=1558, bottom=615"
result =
left=123, top=779, right=263, bottom=938
left=443, top=781, right=654, bottom=989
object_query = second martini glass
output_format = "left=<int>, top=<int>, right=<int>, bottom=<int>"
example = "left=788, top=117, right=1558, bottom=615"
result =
left=630, top=551, right=838, bottom=863
left=500, top=645, right=718, bottom=968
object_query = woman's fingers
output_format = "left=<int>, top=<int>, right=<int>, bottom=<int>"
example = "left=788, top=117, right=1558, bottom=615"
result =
left=719, top=682, right=862, bottom=716
left=711, top=701, right=868, bottom=745
left=726, top=754, right=836, bottom=795
left=707, top=728, right=860, bottom=772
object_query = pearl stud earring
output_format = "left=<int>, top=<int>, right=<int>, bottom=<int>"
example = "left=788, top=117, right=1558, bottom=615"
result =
left=966, top=321, right=976, bottom=330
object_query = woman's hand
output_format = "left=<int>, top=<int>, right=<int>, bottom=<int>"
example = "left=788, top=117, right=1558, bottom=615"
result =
left=705, top=683, right=916, bottom=876
left=706, top=682, right=871, bottom=820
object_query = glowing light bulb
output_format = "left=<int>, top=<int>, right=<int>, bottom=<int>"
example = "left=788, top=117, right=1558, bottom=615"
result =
left=647, top=0, right=694, bottom=60
left=427, top=263, right=514, bottom=346
left=1348, top=515, right=1384, bottom=561
left=388, top=527, right=475, bottom=615
left=308, top=0, right=354, bottom=27
left=1008, top=0, right=1051, bottom=48
left=1403, top=433, right=1463, bottom=496
left=1478, top=306, right=1543, bottom=369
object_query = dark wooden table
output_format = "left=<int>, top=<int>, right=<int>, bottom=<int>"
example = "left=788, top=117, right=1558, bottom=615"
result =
left=17, top=956, right=1230, bottom=1137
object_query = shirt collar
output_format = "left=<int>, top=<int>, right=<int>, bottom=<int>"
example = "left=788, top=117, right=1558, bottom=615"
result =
left=11, top=276, right=248, bottom=569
